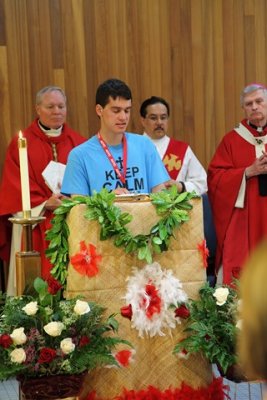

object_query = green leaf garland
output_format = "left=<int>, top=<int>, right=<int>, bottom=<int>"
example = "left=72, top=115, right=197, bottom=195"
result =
left=46, top=187, right=199, bottom=286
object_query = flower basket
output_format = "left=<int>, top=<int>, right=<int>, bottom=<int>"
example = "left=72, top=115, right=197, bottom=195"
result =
left=18, top=372, right=87, bottom=400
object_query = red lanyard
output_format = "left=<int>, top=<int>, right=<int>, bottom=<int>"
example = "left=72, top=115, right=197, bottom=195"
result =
left=97, top=132, right=128, bottom=185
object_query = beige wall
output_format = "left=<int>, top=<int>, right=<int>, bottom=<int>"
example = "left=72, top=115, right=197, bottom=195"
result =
left=0, top=0, right=266, bottom=175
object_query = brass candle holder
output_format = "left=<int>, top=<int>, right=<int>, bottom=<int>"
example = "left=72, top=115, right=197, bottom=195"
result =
left=9, top=210, right=45, bottom=295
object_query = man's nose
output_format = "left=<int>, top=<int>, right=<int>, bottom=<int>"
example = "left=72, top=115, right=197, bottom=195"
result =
left=252, top=102, right=258, bottom=110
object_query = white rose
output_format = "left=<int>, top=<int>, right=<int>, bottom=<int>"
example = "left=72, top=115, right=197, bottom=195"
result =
left=10, top=348, right=26, bottom=364
left=10, top=327, right=27, bottom=345
left=22, top=301, right=38, bottom=316
left=74, top=300, right=90, bottom=315
left=60, top=338, right=75, bottom=354
left=213, top=287, right=229, bottom=306
left=44, top=321, right=64, bottom=337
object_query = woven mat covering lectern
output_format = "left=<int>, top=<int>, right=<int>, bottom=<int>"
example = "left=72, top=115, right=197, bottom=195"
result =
left=65, top=198, right=212, bottom=399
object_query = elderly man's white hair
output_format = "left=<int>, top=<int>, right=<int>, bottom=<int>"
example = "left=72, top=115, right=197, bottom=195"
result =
left=240, top=83, right=267, bottom=106
left=36, top=86, right=67, bottom=105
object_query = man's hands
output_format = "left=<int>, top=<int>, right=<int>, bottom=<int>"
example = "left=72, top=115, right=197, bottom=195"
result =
left=245, top=151, right=267, bottom=178
left=45, top=194, right=65, bottom=211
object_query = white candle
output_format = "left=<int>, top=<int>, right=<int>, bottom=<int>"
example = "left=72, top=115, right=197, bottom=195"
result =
left=18, top=131, right=31, bottom=211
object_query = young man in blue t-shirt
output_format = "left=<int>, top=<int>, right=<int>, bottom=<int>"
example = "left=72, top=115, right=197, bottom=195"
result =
left=61, top=78, right=169, bottom=196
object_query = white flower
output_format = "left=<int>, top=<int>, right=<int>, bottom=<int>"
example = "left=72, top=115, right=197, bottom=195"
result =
left=60, top=338, right=75, bottom=354
left=74, top=300, right=90, bottom=315
left=213, top=287, right=229, bottom=306
left=10, top=327, right=27, bottom=345
left=10, top=348, right=26, bottom=364
left=236, top=319, right=242, bottom=330
left=22, top=301, right=38, bottom=316
left=44, top=321, right=64, bottom=337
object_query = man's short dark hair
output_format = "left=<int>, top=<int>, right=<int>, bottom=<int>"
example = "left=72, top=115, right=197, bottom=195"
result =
left=96, top=78, right=132, bottom=107
left=140, top=96, right=170, bottom=118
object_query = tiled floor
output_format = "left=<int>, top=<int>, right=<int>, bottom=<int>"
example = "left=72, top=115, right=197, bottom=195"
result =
left=0, top=374, right=265, bottom=400
left=0, top=379, right=19, bottom=400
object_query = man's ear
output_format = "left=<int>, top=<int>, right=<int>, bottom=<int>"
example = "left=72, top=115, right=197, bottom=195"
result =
left=96, top=104, right=103, bottom=117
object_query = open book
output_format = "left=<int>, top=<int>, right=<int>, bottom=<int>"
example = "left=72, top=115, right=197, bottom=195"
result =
left=42, top=161, right=66, bottom=194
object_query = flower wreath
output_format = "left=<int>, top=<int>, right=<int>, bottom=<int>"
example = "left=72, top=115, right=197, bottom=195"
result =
left=46, top=187, right=198, bottom=286
left=121, top=262, right=188, bottom=337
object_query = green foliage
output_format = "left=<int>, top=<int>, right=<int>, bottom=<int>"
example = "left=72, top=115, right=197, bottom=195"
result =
left=173, top=282, right=239, bottom=374
left=0, top=278, right=131, bottom=381
left=46, top=187, right=199, bottom=286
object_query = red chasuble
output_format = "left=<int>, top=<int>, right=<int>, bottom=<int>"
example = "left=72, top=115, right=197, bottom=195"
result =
left=162, top=138, right=188, bottom=180
left=0, top=119, right=86, bottom=277
left=208, top=119, right=267, bottom=284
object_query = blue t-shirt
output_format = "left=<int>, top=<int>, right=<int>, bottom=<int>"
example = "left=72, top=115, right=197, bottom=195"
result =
left=61, top=133, right=169, bottom=196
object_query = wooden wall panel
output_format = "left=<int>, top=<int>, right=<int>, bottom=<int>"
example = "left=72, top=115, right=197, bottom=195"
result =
left=0, top=0, right=267, bottom=176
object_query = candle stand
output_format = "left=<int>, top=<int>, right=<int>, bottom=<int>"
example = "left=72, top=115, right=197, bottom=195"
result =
left=9, top=211, right=45, bottom=295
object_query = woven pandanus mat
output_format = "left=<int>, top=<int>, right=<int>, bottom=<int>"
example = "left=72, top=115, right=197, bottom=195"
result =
left=65, top=198, right=212, bottom=398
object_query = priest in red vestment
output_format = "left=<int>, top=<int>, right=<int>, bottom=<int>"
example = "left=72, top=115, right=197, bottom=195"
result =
left=208, top=83, right=267, bottom=284
left=0, top=86, right=86, bottom=293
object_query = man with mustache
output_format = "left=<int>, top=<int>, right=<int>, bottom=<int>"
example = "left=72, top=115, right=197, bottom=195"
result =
left=208, top=83, right=267, bottom=284
left=140, top=96, right=207, bottom=195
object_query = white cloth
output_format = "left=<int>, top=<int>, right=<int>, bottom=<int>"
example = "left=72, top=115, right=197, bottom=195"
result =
left=144, top=134, right=207, bottom=195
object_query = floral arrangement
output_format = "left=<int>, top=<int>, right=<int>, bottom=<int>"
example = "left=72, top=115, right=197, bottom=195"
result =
left=0, top=277, right=130, bottom=381
left=173, top=282, right=240, bottom=374
left=46, top=187, right=198, bottom=286
left=120, top=262, right=188, bottom=337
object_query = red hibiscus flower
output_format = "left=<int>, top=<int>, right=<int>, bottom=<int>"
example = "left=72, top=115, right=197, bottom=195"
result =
left=0, top=334, right=13, bottom=348
left=79, top=336, right=90, bottom=347
left=114, top=349, right=133, bottom=367
left=175, top=304, right=190, bottom=319
left=70, top=241, right=102, bottom=277
left=38, top=347, right=57, bottom=364
left=197, top=239, right=209, bottom=268
left=144, top=283, right=161, bottom=319
left=120, top=304, right=133, bottom=320
left=46, top=276, right=62, bottom=295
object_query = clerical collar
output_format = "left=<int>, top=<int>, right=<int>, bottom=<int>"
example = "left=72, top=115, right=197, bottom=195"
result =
left=248, top=120, right=267, bottom=133
left=38, top=120, right=63, bottom=137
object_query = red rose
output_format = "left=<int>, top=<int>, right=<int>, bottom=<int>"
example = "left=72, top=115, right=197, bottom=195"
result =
left=79, top=336, right=90, bottom=347
left=0, top=334, right=13, bottom=348
left=120, top=304, right=133, bottom=320
left=38, top=347, right=57, bottom=364
left=175, top=304, right=190, bottom=319
left=47, top=277, right=62, bottom=295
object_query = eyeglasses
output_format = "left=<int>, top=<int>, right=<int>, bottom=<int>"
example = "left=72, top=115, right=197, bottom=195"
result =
left=146, top=115, right=168, bottom=122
